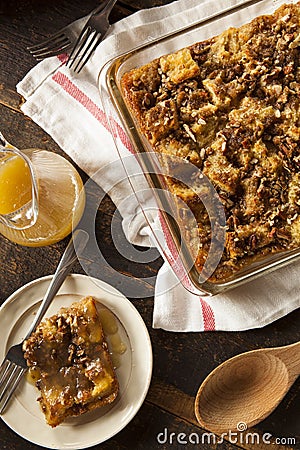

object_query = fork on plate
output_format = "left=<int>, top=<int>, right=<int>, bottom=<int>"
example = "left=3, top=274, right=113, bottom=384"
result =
left=0, top=229, right=89, bottom=414
left=27, top=1, right=111, bottom=61
left=67, top=0, right=118, bottom=73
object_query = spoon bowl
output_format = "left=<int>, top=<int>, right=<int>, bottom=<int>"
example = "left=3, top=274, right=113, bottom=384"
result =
left=195, top=341, right=300, bottom=434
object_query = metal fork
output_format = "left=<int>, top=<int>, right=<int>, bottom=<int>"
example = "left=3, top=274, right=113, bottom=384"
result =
left=0, top=229, right=89, bottom=414
left=27, top=2, right=111, bottom=61
left=67, top=0, right=118, bottom=73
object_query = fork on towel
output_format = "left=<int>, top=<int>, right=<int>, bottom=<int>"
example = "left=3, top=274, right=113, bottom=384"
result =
left=67, top=0, right=118, bottom=73
left=27, top=1, right=113, bottom=61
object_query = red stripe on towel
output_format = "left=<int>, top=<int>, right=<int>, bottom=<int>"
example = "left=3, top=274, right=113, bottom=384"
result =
left=57, top=54, right=68, bottom=64
left=52, top=71, right=109, bottom=129
left=158, top=212, right=216, bottom=331
left=200, top=298, right=215, bottom=331
left=52, top=71, right=134, bottom=153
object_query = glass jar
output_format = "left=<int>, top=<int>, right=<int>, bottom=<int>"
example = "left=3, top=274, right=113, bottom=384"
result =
left=0, top=133, right=85, bottom=246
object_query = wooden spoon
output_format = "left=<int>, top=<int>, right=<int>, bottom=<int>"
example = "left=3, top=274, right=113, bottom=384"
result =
left=195, top=341, right=300, bottom=433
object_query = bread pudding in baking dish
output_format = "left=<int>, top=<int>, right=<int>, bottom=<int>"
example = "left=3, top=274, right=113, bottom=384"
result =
left=121, top=2, right=300, bottom=282
left=23, top=297, right=119, bottom=427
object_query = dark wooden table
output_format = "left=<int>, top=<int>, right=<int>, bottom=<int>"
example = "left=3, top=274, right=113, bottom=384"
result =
left=0, top=1, right=299, bottom=449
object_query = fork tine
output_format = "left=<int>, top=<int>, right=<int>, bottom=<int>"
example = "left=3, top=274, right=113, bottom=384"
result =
left=31, top=41, right=71, bottom=59
left=27, top=30, right=67, bottom=51
left=0, top=362, right=17, bottom=405
left=34, top=46, right=71, bottom=61
left=67, top=25, right=90, bottom=68
left=0, top=363, right=16, bottom=399
left=29, top=37, right=69, bottom=54
left=74, top=32, right=102, bottom=73
left=28, top=38, right=70, bottom=57
left=0, top=365, right=25, bottom=414
left=0, top=360, right=11, bottom=386
left=72, top=29, right=98, bottom=70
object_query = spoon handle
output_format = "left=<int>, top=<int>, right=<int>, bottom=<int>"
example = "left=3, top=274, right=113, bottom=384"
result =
left=24, top=229, right=89, bottom=339
left=273, top=341, right=300, bottom=379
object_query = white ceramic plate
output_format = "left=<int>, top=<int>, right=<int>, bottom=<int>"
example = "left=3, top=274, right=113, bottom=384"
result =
left=0, top=274, right=152, bottom=449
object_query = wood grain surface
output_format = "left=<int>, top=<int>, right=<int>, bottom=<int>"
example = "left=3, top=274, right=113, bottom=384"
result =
left=0, top=1, right=299, bottom=449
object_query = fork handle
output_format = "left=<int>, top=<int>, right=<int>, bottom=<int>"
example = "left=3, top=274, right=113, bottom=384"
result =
left=90, top=0, right=116, bottom=17
left=94, top=0, right=118, bottom=18
left=24, top=229, right=89, bottom=339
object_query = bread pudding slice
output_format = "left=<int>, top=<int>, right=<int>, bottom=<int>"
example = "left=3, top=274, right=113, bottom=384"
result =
left=22, top=296, right=119, bottom=427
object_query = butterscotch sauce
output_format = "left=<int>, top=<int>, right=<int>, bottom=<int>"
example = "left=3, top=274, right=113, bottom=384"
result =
left=0, top=155, right=31, bottom=214
left=109, top=333, right=127, bottom=355
left=98, top=309, right=118, bottom=335
left=98, top=307, right=127, bottom=369
left=26, top=301, right=127, bottom=387
left=27, top=366, right=41, bottom=385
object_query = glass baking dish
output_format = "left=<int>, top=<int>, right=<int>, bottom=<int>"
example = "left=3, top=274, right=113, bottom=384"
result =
left=98, top=0, right=300, bottom=295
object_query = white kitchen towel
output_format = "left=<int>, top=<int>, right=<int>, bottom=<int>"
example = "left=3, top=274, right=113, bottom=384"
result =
left=17, top=0, right=300, bottom=331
